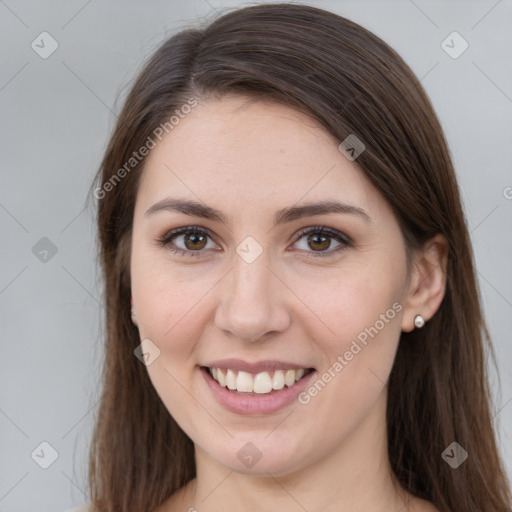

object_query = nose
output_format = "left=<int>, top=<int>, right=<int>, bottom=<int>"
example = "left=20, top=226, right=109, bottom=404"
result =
left=214, top=250, right=291, bottom=343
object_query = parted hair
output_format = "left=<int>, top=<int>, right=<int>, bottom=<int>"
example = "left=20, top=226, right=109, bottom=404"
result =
left=88, top=4, right=511, bottom=511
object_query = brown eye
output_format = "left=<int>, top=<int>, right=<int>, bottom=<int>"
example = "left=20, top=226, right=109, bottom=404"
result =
left=183, top=231, right=208, bottom=250
left=158, top=225, right=350, bottom=259
left=293, top=226, right=351, bottom=258
left=307, top=232, right=332, bottom=251
left=157, top=226, right=217, bottom=257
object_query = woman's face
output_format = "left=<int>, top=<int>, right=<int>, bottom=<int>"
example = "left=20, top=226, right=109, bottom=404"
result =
left=130, top=95, right=411, bottom=476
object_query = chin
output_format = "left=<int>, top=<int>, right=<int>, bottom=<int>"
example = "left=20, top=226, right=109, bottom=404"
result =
left=205, top=430, right=313, bottom=476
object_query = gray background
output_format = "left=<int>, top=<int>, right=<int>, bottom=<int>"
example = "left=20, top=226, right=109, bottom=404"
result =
left=1, top=0, right=511, bottom=510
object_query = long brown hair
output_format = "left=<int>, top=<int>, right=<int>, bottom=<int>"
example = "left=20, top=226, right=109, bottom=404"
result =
left=88, top=4, right=511, bottom=511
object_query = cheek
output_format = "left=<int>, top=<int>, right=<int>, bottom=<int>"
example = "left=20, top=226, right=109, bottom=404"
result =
left=266, top=272, right=404, bottom=473
left=291, top=258, right=405, bottom=438
left=294, top=260, right=404, bottom=350
left=130, top=254, right=217, bottom=434
left=131, top=250, right=223, bottom=379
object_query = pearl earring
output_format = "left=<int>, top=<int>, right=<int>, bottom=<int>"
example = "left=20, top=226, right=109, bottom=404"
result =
left=414, top=314, right=425, bottom=329
left=131, top=307, right=136, bottom=318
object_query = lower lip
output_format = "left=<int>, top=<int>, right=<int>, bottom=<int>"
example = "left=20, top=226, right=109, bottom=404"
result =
left=200, top=367, right=316, bottom=415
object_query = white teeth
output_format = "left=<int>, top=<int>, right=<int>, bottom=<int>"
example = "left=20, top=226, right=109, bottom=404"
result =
left=253, top=372, right=272, bottom=394
left=236, top=371, right=253, bottom=392
left=217, top=368, right=226, bottom=387
left=226, top=369, right=237, bottom=390
left=284, top=370, right=296, bottom=387
left=209, top=367, right=309, bottom=394
left=272, top=370, right=285, bottom=390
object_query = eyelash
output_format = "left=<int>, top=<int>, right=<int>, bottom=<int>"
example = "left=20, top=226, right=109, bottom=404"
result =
left=156, top=225, right=352, bottom=259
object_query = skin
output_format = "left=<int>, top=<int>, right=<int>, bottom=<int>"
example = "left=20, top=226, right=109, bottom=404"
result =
left=130, top=94, right=447, bottom=512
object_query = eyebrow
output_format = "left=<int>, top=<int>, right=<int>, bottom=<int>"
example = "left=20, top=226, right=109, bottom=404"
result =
left=145, top=198, right=371, bottom=225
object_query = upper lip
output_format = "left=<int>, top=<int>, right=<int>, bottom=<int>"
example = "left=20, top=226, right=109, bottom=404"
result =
left=203, top=358, right=314, bottom=373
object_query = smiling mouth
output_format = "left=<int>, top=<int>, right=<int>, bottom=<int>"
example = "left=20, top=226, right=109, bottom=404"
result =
left=201, top=366, right=314, bottom=395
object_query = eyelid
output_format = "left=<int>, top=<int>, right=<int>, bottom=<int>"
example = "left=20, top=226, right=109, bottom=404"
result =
left=156, top=225, right=219, bottom=257
left=292, top=225, right=352, bottom=245
left=158, top=225, right=214, bottom=242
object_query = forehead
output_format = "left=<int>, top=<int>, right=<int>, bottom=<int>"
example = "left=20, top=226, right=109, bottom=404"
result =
left=137, top=95, right=381, bottom=218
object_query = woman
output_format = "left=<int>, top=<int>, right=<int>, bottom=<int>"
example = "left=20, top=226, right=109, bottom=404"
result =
left=74, top=3, right=511, bottom=511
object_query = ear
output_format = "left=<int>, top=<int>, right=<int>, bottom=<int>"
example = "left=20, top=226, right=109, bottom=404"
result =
left=130, top=296, right=138, bottom=326
left=401, top=234, right=449, bottom=333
